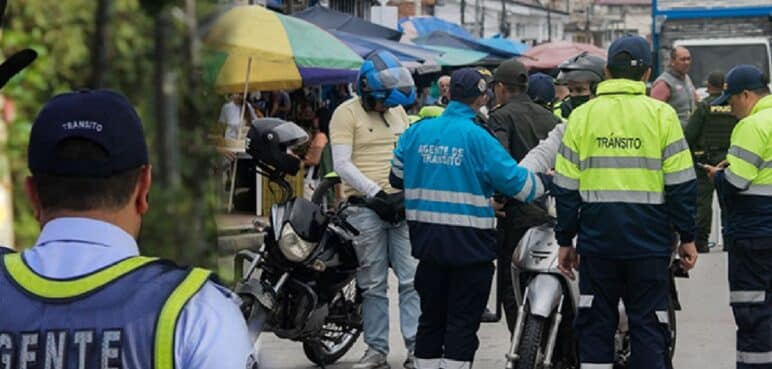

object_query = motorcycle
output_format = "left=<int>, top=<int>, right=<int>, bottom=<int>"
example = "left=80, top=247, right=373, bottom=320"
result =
left=504, top=217, right=684, bottom=369
left=234, top=118, right=363, bottom=367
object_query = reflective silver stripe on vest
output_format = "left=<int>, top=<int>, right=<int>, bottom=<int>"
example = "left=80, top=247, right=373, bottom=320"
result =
left=741, top=184, right=772, bottom=196
left=554, top=172, right=579, bottom=190
left=415, top=358, right=442, bottom=369
left=405, top=209, right=496, bottom=229
left=656, top=310, right=669, bottom=324
left=580, top=364, right=613, bottom=369
left=730, top=290, right=766, bottom=304
left=664, top=167, right=696, bottom=185
left=559, top=142, right=580, bottom=166
left=391, top=167, right=404, bottom=179
left=663, top=139, right=689, bottom=161
left=737, top=350, right=772, bottom=364
left=443, top=359, right=471, bottom=369
left=729, top=145, right=764, bottom=168
left=392, top=157, right=403, bottom=168
left=578, top=294, right=594, bottom=308
left=404, top=188, right=489, bottom=207
left=724, top=169, right=751, bottom=190
left=580, top=190, right=665, bottom=204
left=579, top=156, right=662, bottom=170
left=514, top=173, right=537, bottom=202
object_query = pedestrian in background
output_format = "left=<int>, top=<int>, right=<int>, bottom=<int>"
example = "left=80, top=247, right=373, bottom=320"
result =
left=651, top=46, right=699, bottom=129
left=527, top=72, right=557, bottom=112
left=0, top=90, right=255, bottom=368
left=704, top=64, right=772, bottom=369
left=554, top=35, right=698, bottom=369
left=685, top=71, right=738, bottom=253
left=555, top=52, right=606, bottom=119
left=330, top=50, right=420, bottom=369
left=437, top=75, right=451, bottom=107
left=391, top=68, right=547, bottom=369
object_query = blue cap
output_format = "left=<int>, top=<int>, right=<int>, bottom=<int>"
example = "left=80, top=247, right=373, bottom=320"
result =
left=711, top=65, right=768, bottom=105
left=28, top=89, right=149, bottom=177
left=527, top=73, right=556, bottom=104
left=607, top=35, right=652, bottom=68
left=450, top=68, right=488, bottom=101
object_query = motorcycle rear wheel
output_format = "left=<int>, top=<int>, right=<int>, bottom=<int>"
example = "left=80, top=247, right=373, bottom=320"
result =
left=515, top=315, right=547, bottom=369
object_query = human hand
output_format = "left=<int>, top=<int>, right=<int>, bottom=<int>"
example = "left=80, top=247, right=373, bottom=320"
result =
left=702, top=164, right=722, bottom=180
left=678, top=242, right=698, bottom=271
left=557, top=246, right=579, bottom=280
left=491, top=198, right=506, bottom=218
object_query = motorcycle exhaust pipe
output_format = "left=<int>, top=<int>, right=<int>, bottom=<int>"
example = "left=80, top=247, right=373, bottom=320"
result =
left=542, top=295, right=564, bottom=368
left=505, top=287, right=529, bottom=368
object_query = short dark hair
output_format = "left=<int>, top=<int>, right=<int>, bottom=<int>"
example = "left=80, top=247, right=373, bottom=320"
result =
left=32, top=138, right=142, bottom=212
left=608, top=52, right=649, bottom=81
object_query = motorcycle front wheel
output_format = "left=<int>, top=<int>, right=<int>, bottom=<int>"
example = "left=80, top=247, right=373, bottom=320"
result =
left=302, top=280, right=362, bottom=365
left=515, top=314, right=548, bottom=369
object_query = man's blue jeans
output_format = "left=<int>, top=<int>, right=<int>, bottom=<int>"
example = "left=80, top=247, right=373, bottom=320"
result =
left=347, top=207, right=420, bottom=354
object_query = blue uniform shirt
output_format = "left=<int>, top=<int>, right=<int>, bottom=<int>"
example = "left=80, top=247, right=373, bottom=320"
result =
left=390, top=101, right=544, bottom=265
left=17, top=217, right=255, bottom=369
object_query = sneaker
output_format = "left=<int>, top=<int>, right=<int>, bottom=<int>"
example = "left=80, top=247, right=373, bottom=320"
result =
left=403, top=351, right=415, bottom=369
left=353, top=348, right=390, bottom=369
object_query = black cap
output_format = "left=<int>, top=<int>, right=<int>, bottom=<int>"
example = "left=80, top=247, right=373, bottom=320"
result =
left=493, top=58, right=528, bottom=87
left=607, top=35, right=652, bottom=68
left=707, top=71, right=725, bottom=89
left=28, top=89, right=149, bottom=177
left=711, top=65, right=768, bottom=105
left=527, top=73, right=556, bottom=104
left=450, top=68, right=488, bottom=101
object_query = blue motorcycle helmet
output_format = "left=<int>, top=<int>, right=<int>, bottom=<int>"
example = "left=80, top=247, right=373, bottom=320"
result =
left=357, top=50, right=416, bottom=110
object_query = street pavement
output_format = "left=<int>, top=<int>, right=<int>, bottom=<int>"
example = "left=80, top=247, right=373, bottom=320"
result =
left=256, top=249, right=736, bottom=369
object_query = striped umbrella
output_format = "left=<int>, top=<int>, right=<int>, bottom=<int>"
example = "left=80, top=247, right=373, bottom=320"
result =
left=203, top=5, right=363, bottom=92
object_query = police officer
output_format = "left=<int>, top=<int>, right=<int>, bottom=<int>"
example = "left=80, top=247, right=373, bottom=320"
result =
left=554, top=36, right=698, bottom=369
left=704, top=64, right=772, bottom=369
left=0, top=90, right=255, bottom=368
left=686, top=71, right=738, bottom=253
left=487, top=59, right=559, bottom=332
left=390, top=68, right=547, bottom=369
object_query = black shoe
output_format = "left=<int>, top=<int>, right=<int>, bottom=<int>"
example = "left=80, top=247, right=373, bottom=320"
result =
left=697, top=245, right=710, bottom=254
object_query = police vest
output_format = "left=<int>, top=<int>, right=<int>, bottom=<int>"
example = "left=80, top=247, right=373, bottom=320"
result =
left=0, top=254, right=211, bottom=369
left=699, top=99, right=737, bottom=153
left=724, top=94, right=772, bottom=197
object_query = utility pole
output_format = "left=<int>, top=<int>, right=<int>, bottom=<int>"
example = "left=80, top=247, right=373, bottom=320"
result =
left=460, top=0, right=466, bottom=26
left=500, top=0, right=507, bottom=36
left=546, top=1, right=551, bottom=42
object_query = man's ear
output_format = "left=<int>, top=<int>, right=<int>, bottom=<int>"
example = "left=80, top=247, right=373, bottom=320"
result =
left=604, top=66, right=612, bottom=80
left=641, top=67, right=652, bottom=82
left=24, top=176, right=41, bottom=222
left=135, top=165, right=152, bottom=216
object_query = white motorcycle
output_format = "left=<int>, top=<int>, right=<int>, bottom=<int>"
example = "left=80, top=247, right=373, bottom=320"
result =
left=504, top=220, right=683, bottom=369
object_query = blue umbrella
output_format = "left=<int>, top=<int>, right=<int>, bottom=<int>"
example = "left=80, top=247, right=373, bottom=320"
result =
left=479, top=35, right=529, bottom=55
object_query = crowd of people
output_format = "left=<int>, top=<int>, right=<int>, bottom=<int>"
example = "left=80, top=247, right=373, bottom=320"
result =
left=1, top=31, right=769, bottom=369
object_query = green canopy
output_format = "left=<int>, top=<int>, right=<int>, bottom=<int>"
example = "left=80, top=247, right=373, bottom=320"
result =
left=424, top=46, right=487, bottom=66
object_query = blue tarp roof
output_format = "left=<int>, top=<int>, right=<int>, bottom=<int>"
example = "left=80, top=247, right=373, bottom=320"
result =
left=294, top=6, right=402, bottom=41
left=398, top=16, right=474, bottom=40
left=412, top=31, right=520, bottom=60
left=479, top=35, right=529, bottom=55
left=332, top=30, right=443, bottom=63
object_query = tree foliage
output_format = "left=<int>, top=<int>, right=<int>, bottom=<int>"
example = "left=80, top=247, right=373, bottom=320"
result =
left=2, top=0, right=222, bottom=268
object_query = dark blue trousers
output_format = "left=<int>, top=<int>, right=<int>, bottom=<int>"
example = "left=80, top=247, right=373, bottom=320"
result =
left=575, top=255, right=672, bottom=369
left=728, top=240, right=772, bottom=369
left=413, top=261, right=494, bottom=363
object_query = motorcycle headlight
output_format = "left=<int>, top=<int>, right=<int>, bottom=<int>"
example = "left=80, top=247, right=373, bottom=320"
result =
left=278, top=223, right=318, bottom=262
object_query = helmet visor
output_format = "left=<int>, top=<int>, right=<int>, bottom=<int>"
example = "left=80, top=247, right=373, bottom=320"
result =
left=374, top=67, right=415, bottom=90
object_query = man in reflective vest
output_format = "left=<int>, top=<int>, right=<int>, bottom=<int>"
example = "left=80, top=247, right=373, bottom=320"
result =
left=705, top=64, right=772, bottom=369
left=390, top=68, right=547, bottom=369
left=0, top=90, right=254, bottom=368
left=554, top=35, right=699, bottom=369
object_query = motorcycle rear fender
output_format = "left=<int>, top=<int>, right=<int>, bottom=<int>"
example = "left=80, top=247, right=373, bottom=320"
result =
left=526, top=274, right=563, bottom=318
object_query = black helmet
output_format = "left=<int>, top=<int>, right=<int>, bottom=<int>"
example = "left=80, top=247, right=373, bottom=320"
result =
left=557, top=52, right=606, bottom=84
left=247, top=118, right=308, bottom=176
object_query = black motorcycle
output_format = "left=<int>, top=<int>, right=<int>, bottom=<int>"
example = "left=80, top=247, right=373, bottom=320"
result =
left=234, top=118, right=363, bottom=366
